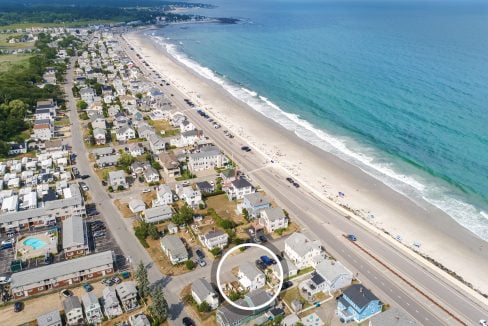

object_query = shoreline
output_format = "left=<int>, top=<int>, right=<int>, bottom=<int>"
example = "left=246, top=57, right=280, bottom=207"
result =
left=124, top=29, right=488, bottom=296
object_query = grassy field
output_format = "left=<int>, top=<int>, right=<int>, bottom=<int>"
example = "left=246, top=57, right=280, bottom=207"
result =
left=0, top=20, right=117, bottom=30
left=0, top=54, right=31, bottom=72
left=148, top=119, right=180, bottom=137
left=0, top=34, right=34, bottom=49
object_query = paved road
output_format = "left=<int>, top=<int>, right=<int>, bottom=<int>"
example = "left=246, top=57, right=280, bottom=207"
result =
left=119, top=35, right=488, bottom=325
left=64, top=59, right=189, bottom=324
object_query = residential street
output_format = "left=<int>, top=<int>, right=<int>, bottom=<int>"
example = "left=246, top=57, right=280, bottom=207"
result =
left=64, top=59, right=190, bottom=324
left=119, top=35, right=488, bottom=326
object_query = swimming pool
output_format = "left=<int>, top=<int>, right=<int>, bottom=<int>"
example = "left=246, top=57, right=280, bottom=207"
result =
left=23, top=238, right=47, bottom=250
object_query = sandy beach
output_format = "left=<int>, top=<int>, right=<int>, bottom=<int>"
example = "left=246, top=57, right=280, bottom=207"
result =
left=124, top=29, right=488, bottom=295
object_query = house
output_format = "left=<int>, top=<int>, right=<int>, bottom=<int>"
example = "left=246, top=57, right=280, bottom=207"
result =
left=220, top=169, right=237, bottom=187
left=157, top=152, right=180, bottom=178
left=170, top=129, right=203, bottom=148
left=128, top=199, right=145, bottom=214
left=7, top=142, right=28, bottom=156
left=115, top=281, right=139, bottom=311
left=337, top=284, right=383, bottom=323
left=300, top=259, right=352, bottom=297
left=216, top=289, right=272, bottom=326
left=240, top=193, right=271, bottom=218
left=82, top=292, right=103, bottom=324
left=143, top=205, right=173, bottom=223
left=10, top=251, right=114, bottom=298
left=196, top=181, right=214, bottom=194
left=33, top=123, right=53, bottom=141
left=129, top=313, right=151, bottom=326
left=93, top=147, right=114, bottom=157
left=37, top=310, right=62, bottom=326
left=96, top=154, right=120, bottom=167
left=188, top=145, right=226, bottom=172
left=177, top=185, right=202, bottom=208
left=131, top=161, right=145, bottom=175
left=80, top=87, right=96, bottom=104
left=179, top=119, right=195, bottom=132
left=116, top=126, right=136, bottom=142
left=148, top=134, right=166, bottom=154
left=284, top=233, right=325, bottom=269
left=152, top=184, right=173, bottom=206
left=191, top=278, right=219, bottom=310
left=143, top=166, right=160, bottom=183
left=160, top=235, right=189, bottom=265
left=237, top=262, right=266, bottom=291
left=63, top=296, right=84, bottom=326
left=62, top=215, right=89, bottom=259
left=259, top=207, right=288, bottom=233
left=200, top=230, right=229, bottom=250
left=108, top=170, right=127, bottom=189
left=128, top=143, right=144, bottom=157
left=102, top=286, right=123, bottom=318
left=93, top=128, right=106, bottom=145
left=226, top=178, right=254, bottom=200
left=136, top=124, right=155, bottom=140
left=90, top=115, right=107, bottom=130
left=368, top=307, right=417, bottom=326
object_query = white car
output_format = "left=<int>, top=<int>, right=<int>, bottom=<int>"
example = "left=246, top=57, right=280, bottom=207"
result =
left=0, top=276, right=11, bottom=285
left=142, top=188, right=151, bottom=193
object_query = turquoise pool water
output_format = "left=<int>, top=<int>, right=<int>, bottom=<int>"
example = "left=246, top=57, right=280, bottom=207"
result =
left=23, top=238, right=47, bottom=250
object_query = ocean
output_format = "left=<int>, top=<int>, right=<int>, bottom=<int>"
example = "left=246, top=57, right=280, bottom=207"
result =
left=150, top=0, right=488, bottom=240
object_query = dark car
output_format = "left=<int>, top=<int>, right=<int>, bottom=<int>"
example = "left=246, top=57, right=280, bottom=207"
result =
left=14, top=301, right=23, bottom=312
left=293, top=182, right=300, bottom=188
left=255, top=260, right=267, bottom=271
left=195, top=249, right=205, bottom=259
left=281, top=280, right=293, bottom=291
left=346, top=234, right=357, bottom=241
left=286, top=177, right=294, bottom=183
left=259, top=235, right=267, bottom=243
left=182, top=317, right=195, bottom=326
left=81, top=174, right=90, bottom=180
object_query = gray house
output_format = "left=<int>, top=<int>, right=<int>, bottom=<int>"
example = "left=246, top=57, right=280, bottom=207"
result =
left=37, top=310, right=62, bottom=326
left=115, top=281, right=139, bottom=311
left=63, top=296, right=84, bottom=326
left=160, top=235, right=188, bottom=265
left=82, top=292, right=103, bottom=324
left=216, top=289, right=272, bottom=326
left=240, top=193, right=271, bottom=218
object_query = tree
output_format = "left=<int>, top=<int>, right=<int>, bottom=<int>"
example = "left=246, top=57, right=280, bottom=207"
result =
left=148, top=223, right=160, bottom=240
left=149, top=286, right=169, bottom=324
left=76, top=100, right=88, bottom=110
left=242, top=208, right=249, bottom=221
left=197, top=301, right=211, bottom=313
left=117, top=152, right=134, bottom=173
left=171, top=204, right=194, bottom=226
left=135, top=261, right=150, bottom=299
left=185, top=260, right=196, bottom=270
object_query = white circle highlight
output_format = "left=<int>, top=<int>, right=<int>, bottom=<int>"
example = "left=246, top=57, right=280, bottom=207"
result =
left=216, top=243, right=284, bottom=311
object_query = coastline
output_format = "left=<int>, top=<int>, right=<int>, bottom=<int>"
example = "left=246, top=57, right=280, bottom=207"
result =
left=124, top=28, right=488, bottom=295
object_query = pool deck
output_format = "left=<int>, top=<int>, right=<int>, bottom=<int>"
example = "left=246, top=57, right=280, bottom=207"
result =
left=16, top=232, right=58, bottom=260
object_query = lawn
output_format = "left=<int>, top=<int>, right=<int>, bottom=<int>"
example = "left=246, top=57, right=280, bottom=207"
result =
left=145, top=234, right=191, bottom=276
left=54, top=117, right=70, bottom=127
left=94, top=166, right=116, bottom=181
left=147, top=119, right=180, bottom=137
left=288, top=266, right=314, bottom=280
left=204, top=194, right=245, bottom=225
left=0, top=34, right=34, bottom=49
left=0, top=54, right=31, bottom=72
left=114, top=199, right=134, bottom=218
left=281, top=286, right=311, bottom=310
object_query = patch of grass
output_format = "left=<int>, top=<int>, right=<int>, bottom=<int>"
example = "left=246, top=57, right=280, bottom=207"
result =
left=54, top=117, right=70, bottom=127
left=147, top=119, right=180, bottom=137
left=281, top=287, right=311, bottom=310
left=287, top=266, right=314, bottom=280
left=0, top=54, right=31, bottom=72
left=0, top=34, right=34, bottom=49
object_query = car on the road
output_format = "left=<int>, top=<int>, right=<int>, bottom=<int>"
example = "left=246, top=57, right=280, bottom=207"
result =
left=346, top=234, right=357, bottom=241
left=195, top=249, right=205, bottom=259
left=60, top=289, right=73, bottom=298
left=80, top=182, right=89, bottom=191
left=258, top=235, right=268, bottom=243
left=0, top=276, right=11, bottom=285
left=182, top=317, right=195, bottom=326
left=286, top=177, right=294, bottom=183
left=241, top=146, right=251, bottom=152
left=82, top=283, right=93, bottom=292
left=293, top=182, right=300, bottom=188
left=14, top=301, right=23, bottom=312
left=142, top=188, right=151, bottom=193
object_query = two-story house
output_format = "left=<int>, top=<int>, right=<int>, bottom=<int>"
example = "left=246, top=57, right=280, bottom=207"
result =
left=115, top=281, right=139, bottom=311
left=102, top=286, right=123, bottom=318
left=82, top=292, right=103, bottom=324
left=259, top=207, right=288, bottom=233
left=337, top=284, right=383, bottom=323
left=199, top=230, right=229, bottom=250
left=160, top=235, right=189, bottom=265
left=152, top=184, right=173, bottom=206
left=238, top=262, right=266, bottom=292
left=191, top=278, right=219, bottom=310
left=226, top=178, right=254, bottom=200
left=300, top=259, right=353, bottom=297
left=284, top=232, right=325, bottom=269
left=63, top=296, right=84, bottom=326
left=240, top=193, right=271, bottom=219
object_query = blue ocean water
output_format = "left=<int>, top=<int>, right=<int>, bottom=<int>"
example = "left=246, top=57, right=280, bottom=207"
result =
left=152, top=0, right=488, bottom=239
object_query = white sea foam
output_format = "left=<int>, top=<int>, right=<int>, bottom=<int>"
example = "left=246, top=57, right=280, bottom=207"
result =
left=151, top=34, right=488, bottom=241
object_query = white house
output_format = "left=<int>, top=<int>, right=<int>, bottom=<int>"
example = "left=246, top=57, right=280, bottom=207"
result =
left=129, top=313, right=151, bottom=326
left=128, top=199, right=146, bottom=214
left=300, top=259, right=353, bottom=297
left=160, top=235, right=188, bottom=265
left=116, top=126, right=136, bottom=142
left=108, top=170, right=128, bottom=189
left=115, top=282, right=139, bottom=311
left=170, top=130, right=203, bottom=148
left=188, top=145, right=226, bottom=172
left=152, top=184, right=173, bottom=206
left=238, top=262, right=266, bottom=291
left=179, top=119, right=195, bottom=132
left=191, top=278, right=219, bottom=310
left=82, top=292, right=103, bottom=324
left=102, top=286, right=123, bottom=318
left=63, top=296, right=84, bottom=326
left=284, top=233, right=325, bottom=269
left=128, top=143, right=144, bottom=157
left=93, top=128, right=106, bottom=145
left=199, top=230, right=229, bottom=250
left=177, top=185, right=202, bottom=208
left=259, top=207, right=288, bottom=233
left=148, top=134, right=166, bottom=154
left=143, top=166, right=160, bottom=184
left=143, top=205, right=173, bottom=224
left=226, top=178, right=254, bottom=200
left=33, top=123, right=52, bottom=141
left=80, top=87, right=96, bottom=104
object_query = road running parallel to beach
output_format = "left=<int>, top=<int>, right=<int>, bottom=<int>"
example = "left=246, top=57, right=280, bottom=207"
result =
left=118, top=32, right=488, bottom=325
left=64, top=58, right=190, bottom=325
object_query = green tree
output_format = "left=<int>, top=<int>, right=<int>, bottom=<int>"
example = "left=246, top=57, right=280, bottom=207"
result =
left=197, top=301, right=211, bottom=313
left=76, top=100, right=88, bottom=110
left=185, top=260, right=196, bottom=270
left=135, top=261, right=150, bottom=299
left=117, top=152, right=135, bottom=173
left=148, top=223, right=160, bottom=240
left=171, top=204, right=194, bottom=226
left=149, top=286, right=169, bottom=324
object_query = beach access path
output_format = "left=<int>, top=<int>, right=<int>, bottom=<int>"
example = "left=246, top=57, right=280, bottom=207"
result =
left=119, top=31, right=488, bottom=326
left=65, top=57, right=190, bottom=325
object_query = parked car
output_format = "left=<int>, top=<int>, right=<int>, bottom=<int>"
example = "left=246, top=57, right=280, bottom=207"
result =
left=293, top=182, right=300, bottom=188
left=281, top=280, right=293, bottom=291
left=260, top=256, right=276, bottom=266
left=93, top=230, right=106, bottom=238
left=111, top=276, right=122, bottom=284
left=14, top=302, right=23, bottom=312
left=80, top=182, right=89, bottom=191
left=102, top=278, right=113, bottom=286
left=60, top=289, right=73, bottom=298
left=142, top=188, right=151, bottom=193
left=182, top=317, right=195, bottom=326
left=255, top=260, right=267, bottom=271
left=258, top=235, right=267, bottom=243
left=479, top=320, right=488, bottom=326
left=286, top=177, right=294, bottom=183
left=197, top=259, right=206, bottom=267
left=195, top=249, right=205, bottom=259
left=0, top=276, right=11, bottom=285
left=82, top=283, right=93, bottom=292
left=1, top=239, right=14, bottom=250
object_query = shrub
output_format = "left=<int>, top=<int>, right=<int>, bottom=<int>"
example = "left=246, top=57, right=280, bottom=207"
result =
left=197, top=301, right=211, bottom=313
left=185, top=260, right=196, bottom=270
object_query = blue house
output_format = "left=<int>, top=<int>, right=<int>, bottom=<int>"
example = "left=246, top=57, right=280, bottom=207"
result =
left=240, top=193, right=271, bottom=218
left=336, top=284, right=382, bottom=323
